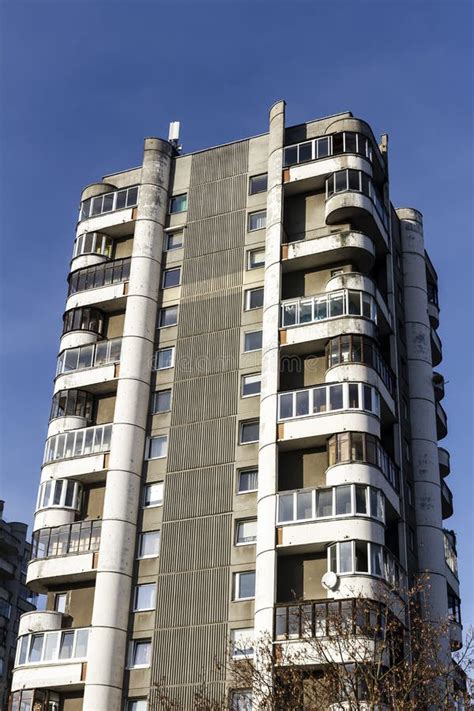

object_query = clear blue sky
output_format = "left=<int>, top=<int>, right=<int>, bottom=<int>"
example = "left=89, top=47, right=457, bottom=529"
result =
left=1, top=0, right=472, bottom=628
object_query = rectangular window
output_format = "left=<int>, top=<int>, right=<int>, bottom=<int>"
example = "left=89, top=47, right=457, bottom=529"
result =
left=129, top=639, right=151, bottom=668
left=154, top=347, right=174, bottom=370
left=242, top=373, right=261, bottom=397
left=231, top=628, right=254, bottom=658
left=233, top=571, right=256, bottom=600
left=231, top=690, right=252, bottom=711
left=245, top=287, right=264, bottom=310
left=162, top=268, right=181, bottom=288
left=239, top=420, right=259, bottom=444
left=152, top=389, right=172, bottom=414
left=244, top=330, right=262, bottom=352
left=247, top=248, right=265, bottom=269
left=127, top=701, right=148, bottom=711
left=147, top=436, right=168, bottom=459
left=237, top=469, right=258, bottom=493
left=169, top=194, right=188, bottom=213
left=249, top=174, right=268, bottom=195
left=134, top=584, right=157, bottom=611
left=165, top=230, right=183, bottom=251
left=236, top=519, right=257, bottom=545
left=138, top=531, right=160, bottom=558
left=408, top=527, right=416, bottom=552
left=158, top=306, right=178, bottom=328
left=248, top=210, right=266, bottom=231
left=143, top=482, right=164, bottom=507
left=54, top=593, right=68, bottom=614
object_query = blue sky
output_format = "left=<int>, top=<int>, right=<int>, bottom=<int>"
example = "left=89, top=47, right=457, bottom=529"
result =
left=1, top=0, right=472, bottom=628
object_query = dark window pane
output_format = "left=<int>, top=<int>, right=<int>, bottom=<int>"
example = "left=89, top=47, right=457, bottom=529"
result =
left=249, top=174, right=268, bottom=194
left=298, top=142, right=312, bottom=163
left=284, top=146, right=298, bottom=166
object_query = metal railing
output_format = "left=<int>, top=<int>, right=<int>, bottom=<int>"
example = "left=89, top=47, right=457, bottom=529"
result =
left=31, top=520, right=101, bottom=560
left=43, top=423, right=112, bottom=464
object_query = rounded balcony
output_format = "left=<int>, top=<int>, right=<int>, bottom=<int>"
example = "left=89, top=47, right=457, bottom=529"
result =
left=449, top=620, right=463, bottom=651
left=436, top=402, right=448, bottom=440
left=71, top=231, right=113, bottom=271
left=33, top=479, right=82, bottom=531
left=65, top=257, right=131, bottom=312
left=47, top=389, right=94, bottom=438
left=78, top=183, right=139, bottom=235
left=41, top=423, right=112, bottom=484
left=60, top=307, right=105, bottom=352
left=427, top=282, right=440, bottom=328
left=433, top=372, right=445, bottom=401
left=438, top=447, right=450, bottom=477
left=282, top=230, right=376, bottom=274
left=55, top=337, right=121, bottom=395
left=441, top=480, right=453, bottom=520
left=325, top=272, right=392, bottom=334
left=430, top=327, right=442, bottom=367
left=18, top=610, right=63, bottom=637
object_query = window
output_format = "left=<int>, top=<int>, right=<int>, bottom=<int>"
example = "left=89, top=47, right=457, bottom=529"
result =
left=235, top=519, right=257, bottom=545
left=134, top=584, right=156, bottom=611
left=152, top=390, right=172, bottom=414
left=231, top=690, right=252, bottom=711
left=237, top=469, right=258, bottom=493
left=242, top=373, right=261, bottom=397
left=54, top=593, right=67, bottom=614
left=407, top=481, right=413, bottom=507
left=62, top=307, right=105, bottom=337
left=331, top=268, right=344, bottom=277
left=248, top=210, right=266, bottom=231
left=169, top=194, right=188, bottom=213
left=231, top=628, right=254, bottom=658
left=244, top=330, right=262, bottom=352
left=143, top=482, right=164, bottom=507
left=138, top=532, right=160, bottom=558
left=79, top=186, right=139, bottom=221
left=147, top=436, right=168, bottom=459
left=233, top=571, right=256, bottom=600
left=162, top=268, right=181, bottom=288
left=245, top=287, right=264, bottom=310
left=158, top=305, right=178, bottom=328
left=239, top=420, right=259, bottom=444
left=153, top=347, right=174, bottom=370
left=408, top=527, right=416, bottom=553
left=405, top=440, right=411, bottom=462
left=127, top=700, right=148, bottom=711
left=249, top=174, right=268, bottom=195
left=165, top=230, right=183, bottom=251
left=129, top=639, right=151, bottom=668
left=247, top=248, right=265, bottom=270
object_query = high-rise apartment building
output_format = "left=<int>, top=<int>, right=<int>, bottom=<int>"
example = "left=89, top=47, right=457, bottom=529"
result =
left=9, top=102, right=462, bottom=710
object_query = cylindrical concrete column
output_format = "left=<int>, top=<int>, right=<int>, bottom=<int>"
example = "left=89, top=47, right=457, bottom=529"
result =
left=397, top=208, right=448, bottom=626
left=82, top=138, right=172, bottom=711
left=255, top=101, right=285, bottom=646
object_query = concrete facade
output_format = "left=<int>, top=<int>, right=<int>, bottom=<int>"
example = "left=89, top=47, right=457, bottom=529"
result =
left=9, top=105, right=461, bottom=710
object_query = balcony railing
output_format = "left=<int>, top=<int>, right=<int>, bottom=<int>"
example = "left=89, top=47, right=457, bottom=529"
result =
left=56, top=337, right=122, bottom=376
left=43, top=423, right=112, bottom=464
left=278, top=382, right=380, bottom=421
left=281, top=288, right=377, bottom=329
left=277, top=484, right=385, bottom=525
left=31, top=520, right=101, bottom=560
left=284, top=131, right=373, bottom=168
left=328, top=432, right=399, bottom=492
left=79, top=185, right=138, bottom=221
left=15, top=627, right=89, bottom=667
left=68, top=257, right=131, bottom=296
left=443, top=530, right=458, bottom=577
left=326, top=335, right=395, bottom=397
left=326, top=169, right=388, bottom=229
left=275, top=597, right=387, bottom=641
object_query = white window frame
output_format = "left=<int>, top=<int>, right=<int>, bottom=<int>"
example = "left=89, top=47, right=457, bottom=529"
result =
left=248, top=210, right=266, bottom=232
left=165, top=229, right=184, bottom=251
left=231, top=628, right=255, bottom=659
left=241, top=373, right=261, bottom=398
left=248, top=173, right=268, bottom=195
left=169, top=194, right=188, bottom=214
left=235, top=519, right=257, bottom=546
left=247, top=248, right=265, bottom=270
left=127, top=700, right=148, bottom=711
left=239, top=420, right=259, bottom=445
left=152, top=389, right=172, bottom=414
left=133, top=584, right=157, bottom=612
left=158, top=305, right=179, bottom=329
left=143, top=482, right=164, bottom=508
left=237, top=468, right=258, bottom=494
left=137, top=531, right=161, bottom=559
left=153, top=347, right=175, bottom=371
left=233, top=571, right=256, bottom=601
left=128, top=639, right=152, bottom=669
left=146, top=435, right=168, bottom=460
left=230, top=690, right=253, bottom=711
left=243, top=330, right=262, bottom=353
left=162, top=267, right=181, bottom=289
left=244, top=287, right=264, bottom=311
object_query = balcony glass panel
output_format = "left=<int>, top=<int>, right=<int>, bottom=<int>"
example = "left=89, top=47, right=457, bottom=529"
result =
left=79, top=186, right=138, bottom=221
left=327, top=540, right=405, bottom=588
left=68, top=257, right=131, bottom=296
left=73, top=231, right=113, bottom=259
left=328, top=431, right=399, bottom=492
left=325, top=335, right=395, bottom=396
left=43, top=423, right=112, bottom=464
left=325, top=169, right=388, bottom=228
left=62, top=307, right=105, bottom=337
left=281, top=289, right=377, bottom=328
left=283, top=132, right=373, bottom=168
left=277, top=484, right=385, bottom=524
left=16, top=628, right=89, bottom=666
left=56, top=338, right=122, bottom=376
left=31, top=520, right=102, bottom=560
left=278, top=382, right=380, bottom=421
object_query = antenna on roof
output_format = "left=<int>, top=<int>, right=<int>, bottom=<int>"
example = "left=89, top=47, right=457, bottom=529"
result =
left=168, top=121, right=182, bottom=152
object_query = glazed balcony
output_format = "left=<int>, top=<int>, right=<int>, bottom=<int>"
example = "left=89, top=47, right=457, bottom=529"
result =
left=71, top=231, right=113, bottom=271
left=443, top=530, right=458, bottom=579
left=55, top=338, right=121, bottom=394
left=433, top=372, right=445, bottom=401
left=436, top=402, right=448, bottom=440
left=449, top=620, right=463, bottom=651
left=441, top=480, right=453, bottom=520
left=66, top=257, right=131, bottom=311
left=438, top=447, right=450, bottom=477
left=431, top=327, right=442, bottom=366
left=78, top=184, right=138, bottom=234
left=278, top=382, right=380, bottom=449
left=28, top=520, right=101, bottom=592
left=427, top=282, right=440, bottom=328
left=42, top=423, right=111, bottom=484
left=60, top=307, right=106, bottom=352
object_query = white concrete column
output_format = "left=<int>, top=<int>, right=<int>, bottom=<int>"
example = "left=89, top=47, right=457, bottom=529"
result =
left=83, top=138, right=172, bottom=711
left=255, top=101, right=285, bottom=645
left=397, top=208, right=448, bottom=626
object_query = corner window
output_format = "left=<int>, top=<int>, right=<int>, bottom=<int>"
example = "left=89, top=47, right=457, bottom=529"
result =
left=147, top=435, right=168, bottom=459
left=245, top=288, right=264, bottom=310
left=165, top=230, right=183, bottom=251
left=239, top=420, right=259, bottom=444
left=129, top=639, right=151, bottom=668
left=233, top=571, right=256, bottom=600
left=158, top=305, right=178, bottom=328
left=153, top=347, right=174, bottom=370
left=235, top=519, right=257, bottom=545
left=134, top=584, right=157, bottom=611
left=231, top=628, right=254, bottom=658
left=247, top=248, right=265, bottom=270
left=162, top=268, right=181, bottom=289
left=248, top=210, right=266, bottom=231
left=237, top=468, right=258, bottom=494
left=241, top=373, right=261, bottom=397
left=138, top=531, right=160, bottom=558
left=152, top=389, right=172, bottom=414
left=143, top=482, right=164, bottom=507
left=169, top=194, right=188, bottom=214
left=244, top=330, right=262, bottom=352
left=249, top=174, right=268, bottom=195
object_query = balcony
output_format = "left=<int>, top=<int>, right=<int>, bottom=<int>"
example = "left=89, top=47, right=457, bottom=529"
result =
left=443, top=530, right=458, bottom=579
left=438, top=447, right=450, bottom=477
left=431, top=327, right=442, bottom=366
left=78, top=184, right=138, bottom=235
left=66, top=257, right=131, bottom=311
left=327, top=541, right=406, bottom=593
left=436, top=402, right=448, bottom=440
left=278, top=382, right=380, bottom=448
left=55, top=337, right=121, bottom=394
left=441, top=480, right=453, bottom=520
left=449, top=620, right=463, bottom=651
left=28, top=520, right=100, bottom=592
left=42, top=424, right=111, bottom=483
left=427, top=281, right=439, bottom=328
left=71, top=231, right=113, bottom=271
left=433, top=372, right=445, bottom=401
left=61, top=307, right=106, bottom=351
left=282, top=231, right=376, bottom=274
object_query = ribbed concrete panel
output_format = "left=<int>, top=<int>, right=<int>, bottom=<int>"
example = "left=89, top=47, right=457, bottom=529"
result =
left=189, top=140, right=249, bottom=185
left=152, top=624, right=227, bottom=684
left=160, top=515, right=231, bottom=573
left=188, top=174, right=247, bottom=221
left=181, top=247, right=243, bottom=297
left=174, top=329, right=240, bottom=381
left=171, top=372, right=239, bottom=425
left=150, top=682, right=225, bottom=711
left=185, top=211, right=246, bottom=258
left=163, top=465, right=234, bottom=521
left=177, top=288, right=242, bottom=338
left=156, top=567, right=230, bottom=627
left=168, top=416, right=236, bottom=471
